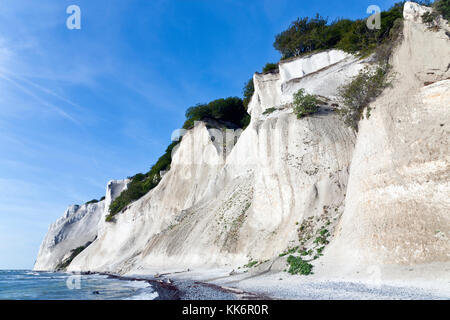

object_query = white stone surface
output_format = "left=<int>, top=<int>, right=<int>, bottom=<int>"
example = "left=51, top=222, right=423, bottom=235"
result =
left=324, top=15, right=450, bottom=269
left=403, top=1, right=432, bottom=22
left=248, top=49, right=367, bottom=117
left=33, top=179, right=128, bottom=270
left=279, top=50, right=351, bottom=83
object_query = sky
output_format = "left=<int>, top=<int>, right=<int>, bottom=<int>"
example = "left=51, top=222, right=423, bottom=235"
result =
left=0, top=0, right=399, bottom=269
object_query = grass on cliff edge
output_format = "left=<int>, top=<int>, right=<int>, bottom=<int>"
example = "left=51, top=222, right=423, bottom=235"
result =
left=85, top=196, right=105, bottom=205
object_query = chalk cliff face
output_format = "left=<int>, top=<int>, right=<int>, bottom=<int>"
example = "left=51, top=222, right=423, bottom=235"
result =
left=250, top=49, right=366, bottom=117
left=35, top=2, right=450, bottom=274
left=325, top=3, right=450, bottom=268
left=61, top=47, right=361, bottom=273
left=34, top=180, right=128, bottom=271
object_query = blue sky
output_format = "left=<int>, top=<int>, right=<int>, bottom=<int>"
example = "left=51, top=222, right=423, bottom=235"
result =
left=0, top=0, right=398, bottom=269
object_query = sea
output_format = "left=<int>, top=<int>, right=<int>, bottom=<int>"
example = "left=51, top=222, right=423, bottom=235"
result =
left=0, top=270, right=158, bottom=300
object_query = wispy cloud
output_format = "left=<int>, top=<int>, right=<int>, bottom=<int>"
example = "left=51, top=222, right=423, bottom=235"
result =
left=5, top=72, right=85, bottom=110
left=0, top=73, right=80, bottom=125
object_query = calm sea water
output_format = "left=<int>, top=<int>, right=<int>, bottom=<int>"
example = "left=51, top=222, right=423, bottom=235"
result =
left=0, top=270, right=158, bottom=300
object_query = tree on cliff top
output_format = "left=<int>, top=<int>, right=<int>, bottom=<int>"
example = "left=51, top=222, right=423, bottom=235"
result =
left=435, top=0, right=450, bottom=20
left=182, top=97, right=250, bottom=130
left=273, top=3, right=404, bottom=59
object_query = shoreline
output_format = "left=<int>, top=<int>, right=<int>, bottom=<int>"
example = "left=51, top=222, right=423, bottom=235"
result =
left=103, top=273, right=181, bottom=300
left=79, top=271, right=269, bottom=300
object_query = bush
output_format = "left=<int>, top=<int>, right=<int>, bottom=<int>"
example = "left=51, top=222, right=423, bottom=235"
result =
left=422, top=11, right=441, bottom=29
left=240, top=114, right=251, bottom=129
left=263, top=107, right=277, bottom=115
left=286, top=255, right=313, bottom=275
left=293, top=89, right=320, bottom=118
left=337, top=65, right=391, bottom=131
left=182, top=97, right=249, bottom=130
left=262, top=63, right=278, bottom=73
left=274, top=14, right=330, bottom=58
left=85, top=196, right=105, bottom=205
left=242, top=78, right=254, bottom=110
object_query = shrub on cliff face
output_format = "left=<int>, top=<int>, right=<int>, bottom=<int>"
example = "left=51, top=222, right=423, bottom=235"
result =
left=263, top=107, right=277, bottom=115
left=293, top=89, right=320, bottom=118
left=286, top=255, right=313, bottom=275
left=337, top=65, right=392, bottom=131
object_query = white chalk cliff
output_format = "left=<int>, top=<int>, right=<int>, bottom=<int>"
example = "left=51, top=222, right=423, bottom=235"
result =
left=326, top=2, right=450, bottom=268
left=35, top=2, right=450, bottom=277
left=34, top=179, right=129, bottom=270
